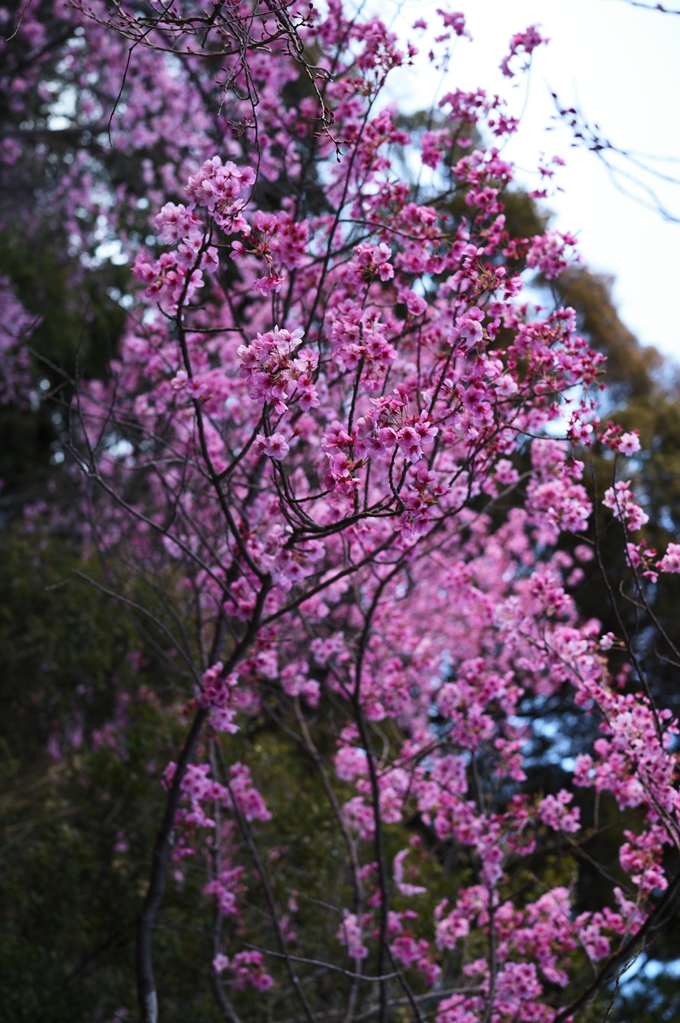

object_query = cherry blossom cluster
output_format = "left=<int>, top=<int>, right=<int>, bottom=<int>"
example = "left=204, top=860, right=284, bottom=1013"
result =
left=500, top=25, right=549, bottom=78
left=213, top=950, right=274, bottom=992
left=7, top=0, right=680, bottom=1020
left=0, top=275, right=36, bottom=406
left=658, top=542, right=680, bottom=574
left=603, top=479, right=650, bottom=531
left=525, top=229, right=580, bottom=280
left=600, top=422, right=642, bottom=457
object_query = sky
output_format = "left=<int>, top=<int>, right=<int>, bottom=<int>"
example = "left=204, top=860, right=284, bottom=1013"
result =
left=356, top=0, right=680, bottom=362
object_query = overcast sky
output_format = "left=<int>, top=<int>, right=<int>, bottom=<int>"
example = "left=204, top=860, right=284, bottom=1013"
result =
left=359, top=0, right=680, bottom=362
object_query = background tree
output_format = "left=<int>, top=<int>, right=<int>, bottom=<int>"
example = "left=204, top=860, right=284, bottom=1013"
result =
left=2, top=5, right=680, bottom=1023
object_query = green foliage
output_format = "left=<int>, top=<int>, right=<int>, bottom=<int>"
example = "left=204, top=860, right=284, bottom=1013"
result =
left=0, top=535, right=208, bottom=1022
left=0, top=226, right=129, bottom=511
left=0, top=227, right=128, bottom=381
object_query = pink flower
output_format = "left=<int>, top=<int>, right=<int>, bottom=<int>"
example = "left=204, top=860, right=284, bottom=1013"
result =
left=393, top=848, right=426, bottom=896
left=495, top=459, right=519, bottom=486
left=658, top=542, right=680, bottom=574
left=436, top=9, right=470, bottom=39
left=229, top=950, right=274, bottom=991
left=252, top=273, right=284, bottom=295
left=526, top=230, right=578, bottom=280
left=603, top=480, right=649, bottom=530
left=452, top=307, right=484, bottom=350
left=263, top=433, right=289, bottom=460
left=500, top=25, right=549, bottom=78
left=348, top=242, right=394, bottom=282
left=338, top=911, right=369, bottom=959
left=619, top=431, right=641, bottom=456
left=495, top=960, right=542, bottom=1002
left=400, top=289, right=427, bottom=316
left=212, top=953, right=229, bottom=974
left=538, top=790, right=581, bottom=833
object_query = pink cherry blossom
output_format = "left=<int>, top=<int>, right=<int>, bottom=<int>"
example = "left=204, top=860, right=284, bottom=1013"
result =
left=7, top=3, right=679, bottom=1019
left=658, top=542, right=680, bottom=574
